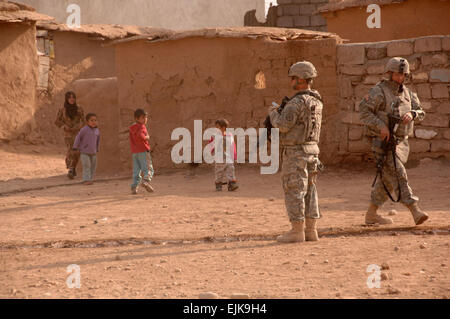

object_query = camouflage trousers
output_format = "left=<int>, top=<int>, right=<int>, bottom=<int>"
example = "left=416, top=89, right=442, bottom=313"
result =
left=64, top=135, right=80, bottom=170
left=371, top=151, right=419, bottom=207
left=281, top=147, right=321, bottom=222
left=215, top=163, right=236, bottom=184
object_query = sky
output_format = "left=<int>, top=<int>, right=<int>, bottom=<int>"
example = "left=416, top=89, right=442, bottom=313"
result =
left=265, top=0, right=277, bottom=17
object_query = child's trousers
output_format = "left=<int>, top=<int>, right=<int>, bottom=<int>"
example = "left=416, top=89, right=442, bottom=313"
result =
left=132, top=151, right=154, bottom=188
left=80, top=153, right=97, bottom=182
left=215, top=163, right=236, bottom=184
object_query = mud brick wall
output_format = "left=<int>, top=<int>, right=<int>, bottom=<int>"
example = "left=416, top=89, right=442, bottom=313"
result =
left=35, top=31, right=116, bottom=146
left=0, top=22, right=38, bottom=143
left=336, top=35, right=450, bottom=162
left=276, top=0, right=329, bottom=32
left=115, top=36, right=340, bottom=170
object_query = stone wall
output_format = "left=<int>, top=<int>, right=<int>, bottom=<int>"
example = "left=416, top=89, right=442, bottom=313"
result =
left=336, top=35, right=450, bottom=162
left=276, top=0, right=328, bottom=32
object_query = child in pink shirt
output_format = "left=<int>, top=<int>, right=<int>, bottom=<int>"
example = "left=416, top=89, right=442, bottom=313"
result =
left=210, top=119, right=238, bottom=192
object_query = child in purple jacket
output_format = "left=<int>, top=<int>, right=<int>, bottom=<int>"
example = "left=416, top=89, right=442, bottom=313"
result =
left=73, top=113, right=100, bottom=185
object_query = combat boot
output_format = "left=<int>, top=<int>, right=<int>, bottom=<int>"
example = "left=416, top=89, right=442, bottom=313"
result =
left=407, top=203, right=429, bottom=225
left=277, top=221, right=305, bottom=243
left=215, top=183, right=222, bottom=191
left=305, top=219, right=319, bottom=241
left=131, top=186, right=138, bottom=195
left=365, top=203, right=393, bottom=225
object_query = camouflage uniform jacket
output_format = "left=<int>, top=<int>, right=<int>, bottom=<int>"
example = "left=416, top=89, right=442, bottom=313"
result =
left=359, top=79, right=425, bottom=162
left=269, top=89, right=323, bottom=155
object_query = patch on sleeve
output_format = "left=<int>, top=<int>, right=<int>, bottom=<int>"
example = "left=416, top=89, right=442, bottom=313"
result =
left=285, top=113, right=294, bottom=122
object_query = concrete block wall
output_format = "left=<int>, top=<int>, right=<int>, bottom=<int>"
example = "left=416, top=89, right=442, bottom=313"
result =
left=336, top=35, right=450, bottom=162
left=276, top=0, right=329, bottom=32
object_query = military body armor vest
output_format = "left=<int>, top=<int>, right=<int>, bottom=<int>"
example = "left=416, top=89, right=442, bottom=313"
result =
left=366, top=80, right=414, bottom=138
left=280, top=90, right=323, bottom=155
left=379, top=82, right=413, bottom=137
left=367, top=80, right=413, bottom=163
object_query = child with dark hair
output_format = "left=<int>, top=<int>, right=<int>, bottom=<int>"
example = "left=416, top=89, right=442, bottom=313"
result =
left=129, top=108, right=154, bottom=195
left=73, top=113, right=100, bottom=185
left=210, top=119, right=238, bottom=192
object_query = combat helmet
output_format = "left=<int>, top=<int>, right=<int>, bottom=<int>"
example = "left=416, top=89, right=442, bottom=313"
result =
left=385, top=57, right=410, bottom=74
left=288, top=61, right=318, bottom=79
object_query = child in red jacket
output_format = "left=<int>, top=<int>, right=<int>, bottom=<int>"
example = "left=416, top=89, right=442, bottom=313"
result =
left=129, top=109, right=154, bottom=195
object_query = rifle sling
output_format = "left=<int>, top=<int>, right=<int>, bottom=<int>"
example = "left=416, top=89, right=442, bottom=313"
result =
left=372, top=144, right=402, bottom=203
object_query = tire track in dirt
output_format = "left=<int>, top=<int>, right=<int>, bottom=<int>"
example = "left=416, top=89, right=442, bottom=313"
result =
left=1, top=225, right=448, bottom=250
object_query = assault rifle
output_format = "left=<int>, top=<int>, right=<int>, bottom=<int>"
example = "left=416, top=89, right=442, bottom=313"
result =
left=372, top=112, right=402, bottom=202
left=263, top=96, right=290, bottom=142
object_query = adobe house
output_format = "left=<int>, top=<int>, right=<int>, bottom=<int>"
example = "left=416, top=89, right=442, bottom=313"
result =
left=32, top=22, right=163, bottom=172
left=0, top=1, right=52, bottom=142
left=317, top=0, right=450, bottom=43
left=111, top=27, right=343, bottom=170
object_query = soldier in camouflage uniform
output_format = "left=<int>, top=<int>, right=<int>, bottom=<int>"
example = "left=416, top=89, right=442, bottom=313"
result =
left=359, top=57, right=429, bottom=226
left=269, top=61, right=323, bottom=243
left=55, top=91, right=85, bottom=179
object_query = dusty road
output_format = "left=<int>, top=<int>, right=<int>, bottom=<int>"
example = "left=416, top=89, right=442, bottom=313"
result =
left=0, top=144, right=449, bottom=299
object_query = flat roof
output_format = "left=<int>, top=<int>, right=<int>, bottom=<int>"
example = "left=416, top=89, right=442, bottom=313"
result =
left=109, top=26, right=341, bottom=46
left=36, top=21, right=170, bottom=41
left=0, top=1, right=53, bottom=23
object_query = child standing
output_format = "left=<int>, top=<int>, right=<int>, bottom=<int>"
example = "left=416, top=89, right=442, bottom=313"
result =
left=129, top=109, right=154, bottom=195
left=210, top=119, right=238, bottom=192
left=73, top=113, right=100, bottom=185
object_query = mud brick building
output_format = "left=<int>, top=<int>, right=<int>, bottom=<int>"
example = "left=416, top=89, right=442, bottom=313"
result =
left=31, top=22, right=159, bottom=172
left=317, top=0, right=450, bottom=43
left=111, top=28, right=342, bottom=170
left=0, top=1, right=52, bottom=142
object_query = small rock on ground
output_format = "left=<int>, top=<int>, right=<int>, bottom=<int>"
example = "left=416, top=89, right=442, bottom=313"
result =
left=199, top=292, right=219, bottom=299
left=387, top=286, right=401, bottom=295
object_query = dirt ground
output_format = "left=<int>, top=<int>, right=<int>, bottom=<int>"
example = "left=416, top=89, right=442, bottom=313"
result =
left=0, top=143, right=449, bottom=299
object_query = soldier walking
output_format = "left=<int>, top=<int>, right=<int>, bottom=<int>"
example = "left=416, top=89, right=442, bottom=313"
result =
left=55, top=91, right=85, bottom=179
left=359, top=57, right=429, bottom=226
left=269, top=61, right=324, bottom=243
